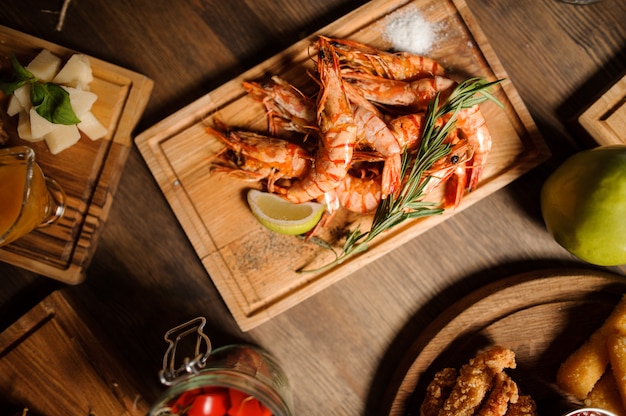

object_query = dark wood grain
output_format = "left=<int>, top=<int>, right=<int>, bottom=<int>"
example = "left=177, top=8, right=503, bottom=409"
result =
left=0, top=0, right=625, bottom=415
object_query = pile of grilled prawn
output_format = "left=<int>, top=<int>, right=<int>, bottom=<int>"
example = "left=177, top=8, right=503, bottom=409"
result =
left=207, top=36, right=492, bottom=219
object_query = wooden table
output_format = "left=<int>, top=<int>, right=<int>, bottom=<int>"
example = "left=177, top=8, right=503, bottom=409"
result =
left=0, top=0, right=625, bottom=414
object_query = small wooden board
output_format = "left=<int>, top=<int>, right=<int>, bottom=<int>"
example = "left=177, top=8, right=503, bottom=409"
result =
left=579, top=74, right=626, bottom=145
left=0, top=25, right=154, bottom=284
left=135, top=0, right=550, bottom=331
left=386, top=268, right=626, bottom=415
left=0, top=291, right=150, bottom=415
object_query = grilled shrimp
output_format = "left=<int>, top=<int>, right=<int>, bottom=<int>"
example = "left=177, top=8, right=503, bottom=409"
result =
left=344, top=72, right=457, bottom=112
left=242, top=76, right=316, bottom=136
left=455, top=105, right=491, bottom=192
left=345, top=82, right=402, bottom=199
left=422, top=139, right=475, bottom=197
left=323, top=36, right=446, bottom=81
left=434, top=106, right=491, bottom=208
left=335, top=165, right=383, bottom=214
left=206, top=126, right=312, bottom=192
left=283, top=37, right=357, bottom=203
left=388, top=112, right=428, bottom=150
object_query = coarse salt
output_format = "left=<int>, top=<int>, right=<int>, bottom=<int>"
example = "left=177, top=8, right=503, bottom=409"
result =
left=382, top=6, right=440, bottom=55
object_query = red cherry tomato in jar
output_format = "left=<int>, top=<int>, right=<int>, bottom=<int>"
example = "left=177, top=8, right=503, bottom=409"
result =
left=227, top=388, right=272, bottom=416
left=170, top=389, right=201, bottom=413
left=187, top=388, right=230, bottom=416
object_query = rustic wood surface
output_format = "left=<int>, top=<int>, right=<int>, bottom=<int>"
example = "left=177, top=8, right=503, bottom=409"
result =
left=0, top=0, right=625, bottom=414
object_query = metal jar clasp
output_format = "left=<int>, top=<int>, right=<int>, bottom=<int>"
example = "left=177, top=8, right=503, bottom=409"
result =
left=158, top=317, right=212, bottom=386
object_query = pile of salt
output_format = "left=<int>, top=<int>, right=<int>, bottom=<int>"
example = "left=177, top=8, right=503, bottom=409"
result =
left=382, top=6, right=440, bottom=55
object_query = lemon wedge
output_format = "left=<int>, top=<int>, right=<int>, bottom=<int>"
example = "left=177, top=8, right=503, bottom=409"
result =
left=247, top=189, right=325, bottom=235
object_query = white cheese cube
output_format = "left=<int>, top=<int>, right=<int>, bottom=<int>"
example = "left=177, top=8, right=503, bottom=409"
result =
left=78, top=111, right=108, bottom=140
left=26, top=49, right=62, bottom=82
left=17, top=110, right=42, bottom=142
left=30, top=107, right=62, bottom=139
left=52, top=54, right=93, bottom=90
left=44, top=124, right=81, bottom=154
left=7, top=94, right=23, bottom=116
left=13, top=84, right=32, bottom=112
left=62, top=86, right=97, bottom=117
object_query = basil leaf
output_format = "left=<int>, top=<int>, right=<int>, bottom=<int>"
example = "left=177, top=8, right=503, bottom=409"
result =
left=0, top=79, right=29, bottom=95
left=2, top=54, right=81, bottom=125
left=10, top=54, right=36, bottom=82
left=30, top=82, right=47, bottom=106
left=32, top=83, right=80, bottom=125
left=0, top=55, right=35, bottom=95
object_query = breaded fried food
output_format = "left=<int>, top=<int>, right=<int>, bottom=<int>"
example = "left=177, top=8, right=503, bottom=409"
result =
left=584, top=369, right=626, bottom=415
left=504, top=395, right=537, bottom=416
left=475, top=371, right=520, bottom=416
left=439, top=346, right=517, bottom=416
left=420, top=367, right=458, bottom=416
left=557, top=294, right=626, bottom=399
left=606, top=330, right=626, bottom=409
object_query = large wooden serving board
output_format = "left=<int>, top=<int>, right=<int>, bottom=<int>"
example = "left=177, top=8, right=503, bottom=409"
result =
left=0, top=25, right=154, bottom=284
left=135, top=0, right=550, bottom=331
left=385, top=268, right=626, bottom=415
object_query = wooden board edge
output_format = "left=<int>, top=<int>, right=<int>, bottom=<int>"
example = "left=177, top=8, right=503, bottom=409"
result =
left=579, top=74, right=626, bottom=146
left=453, top=0, right=551, bottom=162
left=135, top=134, right=217, bottom=260
left=0, top=290, right=151, bottom=413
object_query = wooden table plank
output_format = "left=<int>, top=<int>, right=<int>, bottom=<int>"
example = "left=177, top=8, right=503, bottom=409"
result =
left=0, top=0, right=625, bottom=414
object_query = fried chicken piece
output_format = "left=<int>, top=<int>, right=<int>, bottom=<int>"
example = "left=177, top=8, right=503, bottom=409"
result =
left=557, top=294, right=626, bottom=400
left=504, top=395, right=537, bottom=416
left=584, top=369, right=626, bottom=415
left=475, top=371, right=520, bottom=416
left=438, top=346, right=517, bottom=416
left=420, top=367, right=458, bottom=416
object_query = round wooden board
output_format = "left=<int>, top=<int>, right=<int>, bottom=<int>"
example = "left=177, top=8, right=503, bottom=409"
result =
left=387, top=268, right=626, bottom=416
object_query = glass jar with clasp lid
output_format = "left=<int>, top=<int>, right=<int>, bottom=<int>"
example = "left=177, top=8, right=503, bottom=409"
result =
left=148, top=317, right=294, bottom=416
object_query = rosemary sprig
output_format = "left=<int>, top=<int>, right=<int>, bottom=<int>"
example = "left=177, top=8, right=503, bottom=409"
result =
left=300, top=77, right=503, bottom=273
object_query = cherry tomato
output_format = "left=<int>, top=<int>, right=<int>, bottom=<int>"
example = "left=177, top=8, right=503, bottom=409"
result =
left=227, top=388, right=266, bottom=416
left=170, top=389, right=202, bottom=413
left=187, top=389, right=230, bottom=416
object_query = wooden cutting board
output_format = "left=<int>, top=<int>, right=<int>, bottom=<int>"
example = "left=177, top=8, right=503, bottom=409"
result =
left=0, top=25, right=153, bottom=284
left=385, top=268, right=626, bottom=415
left=579, top=74, right=626, bottom=145
left=135, top=0, right=550, bottom=331
left=0, top=291, right=150, bottom=415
